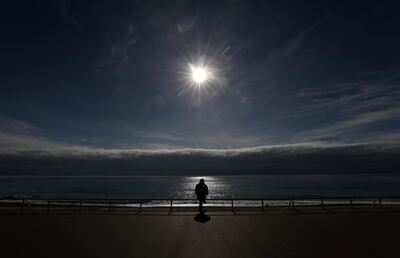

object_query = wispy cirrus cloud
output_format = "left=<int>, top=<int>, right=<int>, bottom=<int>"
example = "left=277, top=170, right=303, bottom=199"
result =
left=236, top=16, right=325, bottom=89
left=286, top=68, right=400, bottom=142
left=0, top=116, right=78, bottom=150
left=297, top=107, right=400, bottom=141
left=0, top=131, right=63, bottom=150
left=295, top=68, right=400, bottom=117
left=51, top=0, right=84, bottom=31
left=95, top=23, right=137, bottom=69
left=132, top=130, right=183, bottom=142
left=269, top=15, right=326, bottom=59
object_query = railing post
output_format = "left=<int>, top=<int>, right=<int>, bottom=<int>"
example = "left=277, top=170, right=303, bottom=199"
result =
left=170, top=200, right=173, bottom=213
left=261, top=200, right=264, bottom=211
left=20, top=199, right=25, bottom=211
left=109, top=200, right=112, bottom=211
left=79, top=200, right=82, bottom=211
left=350, top=198, right=353, bottom=209
left=291, top=199, right=295, bottom=210
left=231, top=199, right=234, bottom=212
left=48, top=200, right=51, bottom=211
left=321, top=199, right=324, bottom=209
left=379, top=197, right=382, bottom=208
left=139, top=201, right=142, bottom=212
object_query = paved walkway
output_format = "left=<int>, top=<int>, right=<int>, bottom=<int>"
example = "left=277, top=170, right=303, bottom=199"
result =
left=1, top=211, right=399, bottom=258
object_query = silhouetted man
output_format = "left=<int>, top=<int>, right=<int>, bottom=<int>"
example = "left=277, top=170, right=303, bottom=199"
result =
left=195, top=178, right=209, bottom=214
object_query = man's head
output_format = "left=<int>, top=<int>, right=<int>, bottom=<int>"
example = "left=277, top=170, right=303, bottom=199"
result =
left=200, top=178, right=205, bottom=184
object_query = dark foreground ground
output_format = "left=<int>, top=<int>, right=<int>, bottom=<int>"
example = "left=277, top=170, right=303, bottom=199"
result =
left=1, top=208, right=399, bottom=258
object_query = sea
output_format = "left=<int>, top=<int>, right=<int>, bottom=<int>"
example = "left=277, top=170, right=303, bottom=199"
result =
left=1, top=174, right=400, bottom=201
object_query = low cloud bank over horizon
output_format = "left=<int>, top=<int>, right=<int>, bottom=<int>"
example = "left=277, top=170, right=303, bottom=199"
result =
left=1, top=142, right=399, bottom=175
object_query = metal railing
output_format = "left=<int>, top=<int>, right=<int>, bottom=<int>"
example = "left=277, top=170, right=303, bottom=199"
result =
left=1, top=196, right=400, bottom=213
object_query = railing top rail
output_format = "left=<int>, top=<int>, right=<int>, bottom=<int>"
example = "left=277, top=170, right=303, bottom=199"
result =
left=2, top=196, right=400, bottom=201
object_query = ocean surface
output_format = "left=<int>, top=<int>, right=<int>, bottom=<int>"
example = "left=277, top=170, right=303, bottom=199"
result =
left=1, top=174, right=400, bottom=200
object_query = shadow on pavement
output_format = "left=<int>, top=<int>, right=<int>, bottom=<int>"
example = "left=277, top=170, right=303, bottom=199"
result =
left=194, top=213, right=211, bottom=223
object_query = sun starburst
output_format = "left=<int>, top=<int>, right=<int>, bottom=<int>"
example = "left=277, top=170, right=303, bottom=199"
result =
left=171, top=45, right=229, bottom=105
left=191, top=66, right=208, bottom=84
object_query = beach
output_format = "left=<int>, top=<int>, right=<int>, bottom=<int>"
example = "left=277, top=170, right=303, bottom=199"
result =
left=1, top=208, right=399, bottom=258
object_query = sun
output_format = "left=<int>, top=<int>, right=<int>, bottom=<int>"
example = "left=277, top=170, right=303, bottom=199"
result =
left=191, top=66, right=208, bottom=84
left=178, top=58, right=219, bottom=97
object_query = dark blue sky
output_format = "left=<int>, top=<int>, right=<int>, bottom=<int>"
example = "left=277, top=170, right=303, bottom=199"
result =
left=1, top=0, right=400, bottom=151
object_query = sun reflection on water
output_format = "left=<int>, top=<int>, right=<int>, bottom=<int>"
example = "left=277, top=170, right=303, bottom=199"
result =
left=175, top=176, right=232, bottom=199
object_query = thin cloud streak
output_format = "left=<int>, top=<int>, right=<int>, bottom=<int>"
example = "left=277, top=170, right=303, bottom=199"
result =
left=295, top=69, right=400, bottom=117
left=53, top=0, right=84, bottom=31
left=2, top=141, right=400, bottom=158
left=1, top=142, right=399, bottom=176
left=270, top=15, right=326, bottom=59
left=297, top=107, right=400, bottom=141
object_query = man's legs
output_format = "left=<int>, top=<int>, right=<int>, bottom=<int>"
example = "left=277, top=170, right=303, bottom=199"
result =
left=199, top=200, right=203, bottom=213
